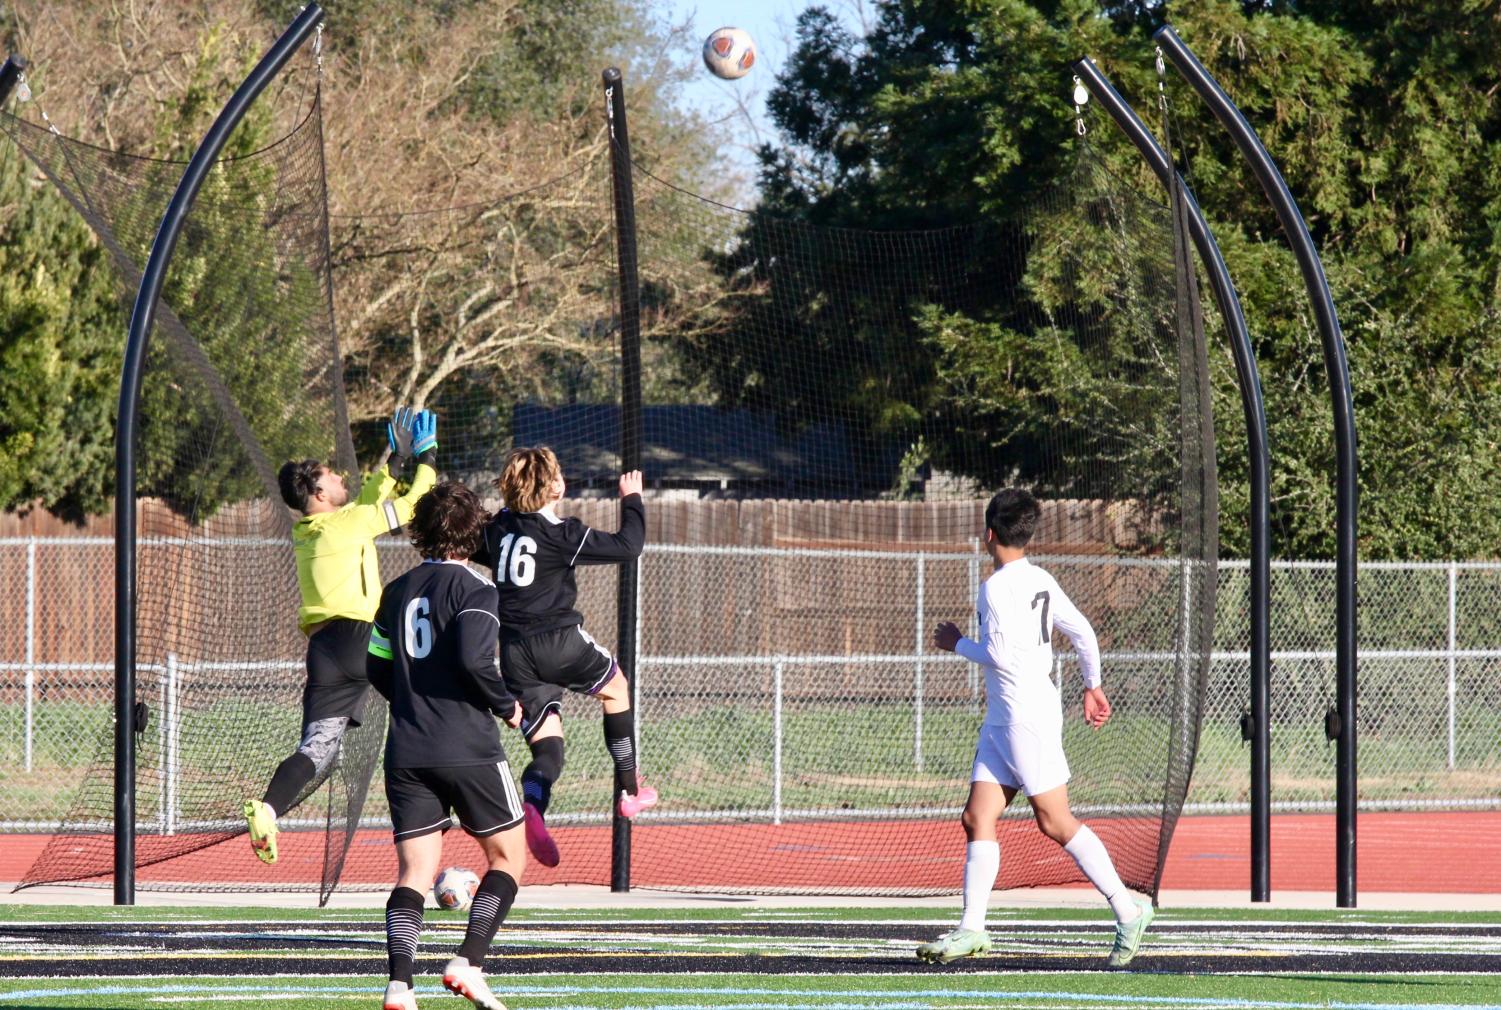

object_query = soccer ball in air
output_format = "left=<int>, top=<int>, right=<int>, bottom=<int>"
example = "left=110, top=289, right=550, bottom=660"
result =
left=703, top=27, right=755, bottom=80
left=432, top=866, right=480, bottom=911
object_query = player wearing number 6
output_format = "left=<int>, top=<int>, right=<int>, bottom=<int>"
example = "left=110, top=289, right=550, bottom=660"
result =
left=367, top=481, right=526, bottom=1010
left=469, top=447, right=654, bottom=868
left=916, top=488, right=1154, bottom=968
left=241, top=407, right=438, bottom=866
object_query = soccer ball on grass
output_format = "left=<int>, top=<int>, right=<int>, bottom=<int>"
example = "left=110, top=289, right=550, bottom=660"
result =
left=432, top=866, right=480, bottom=911
left=703, top=27, right=755, bottom=80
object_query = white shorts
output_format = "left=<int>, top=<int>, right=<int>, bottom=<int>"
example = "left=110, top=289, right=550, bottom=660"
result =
left=971, top=719, right=1070, bottom=797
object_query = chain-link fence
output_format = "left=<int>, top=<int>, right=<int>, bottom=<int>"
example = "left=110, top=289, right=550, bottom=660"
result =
left=4, top=537, right=1498, bottom=830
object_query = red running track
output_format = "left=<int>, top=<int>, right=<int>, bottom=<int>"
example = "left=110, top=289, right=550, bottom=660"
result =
left=5, top=812, right=1499, bottom=894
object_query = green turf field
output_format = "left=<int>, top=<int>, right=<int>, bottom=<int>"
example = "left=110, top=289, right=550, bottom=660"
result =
left=1, top=904, right=1497, bottom=1009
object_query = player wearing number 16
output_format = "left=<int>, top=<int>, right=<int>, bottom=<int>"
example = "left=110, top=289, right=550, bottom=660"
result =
left=241, top=407, right=438, bottom=867
left=469, top=447, right=655, bottom=869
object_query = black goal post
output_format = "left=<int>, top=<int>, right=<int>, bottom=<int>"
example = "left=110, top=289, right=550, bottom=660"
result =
left=1071, top=56, right=1274, bottom=904
left=0, top=55, right=25, bottom=107
left=114, top=2, right=327, bottom=905
left=602, top=66, right=643, bottom=893
left=1155, top=25, right=1359, bottom=909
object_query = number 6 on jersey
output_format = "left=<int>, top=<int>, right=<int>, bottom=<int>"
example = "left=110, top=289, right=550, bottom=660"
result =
left=404, top=597, right=432, bottom=658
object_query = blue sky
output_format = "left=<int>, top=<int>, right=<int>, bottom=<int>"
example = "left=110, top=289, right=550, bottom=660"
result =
left=658, top=0, right=869, bottom=201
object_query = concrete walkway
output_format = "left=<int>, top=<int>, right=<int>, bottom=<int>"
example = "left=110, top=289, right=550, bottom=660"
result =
left=5, top=882, right=1501, bottom=911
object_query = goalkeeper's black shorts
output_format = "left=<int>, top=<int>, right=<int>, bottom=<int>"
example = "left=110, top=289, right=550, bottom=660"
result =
left=302, top=617, right=373, bottom=728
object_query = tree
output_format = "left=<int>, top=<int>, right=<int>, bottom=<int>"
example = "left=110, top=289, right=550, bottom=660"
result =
left=290, top=0, right=716, bottom=466
left=2, top=0, right=713, bottom=509
left=0, top=146, right=121, bottom=517
left=717, top=0, right=1501, bottom=560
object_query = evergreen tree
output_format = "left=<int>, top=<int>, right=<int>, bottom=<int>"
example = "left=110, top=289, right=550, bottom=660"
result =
left=729, top=0, right=1501, bottom=560
left=0, top=144, right=122, bottom=517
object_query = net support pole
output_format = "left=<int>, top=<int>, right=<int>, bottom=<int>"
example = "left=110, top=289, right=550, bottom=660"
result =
left=1071, top=56, right=1273, bottom=902
left=0, top=54, right=26, bottom=104
left=603, top=66, right=642, bottom=894
left=113, top=2, right=326, bottom=906
left=1155, top=25, right=1358, bottom=908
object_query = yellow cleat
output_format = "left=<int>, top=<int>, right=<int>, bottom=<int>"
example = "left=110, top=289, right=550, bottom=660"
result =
left=243, top=798, right=279, bottom=865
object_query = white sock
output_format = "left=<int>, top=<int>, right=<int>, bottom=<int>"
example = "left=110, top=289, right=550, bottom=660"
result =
left=958, top=840, right=1000, bottom=933
left=1064, top=824, right=1138, bottom=922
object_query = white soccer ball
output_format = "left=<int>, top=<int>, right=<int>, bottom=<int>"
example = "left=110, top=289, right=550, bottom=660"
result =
left=703, top=27, right=756, bottom=80
left=432, top=866, right=480, bottom=911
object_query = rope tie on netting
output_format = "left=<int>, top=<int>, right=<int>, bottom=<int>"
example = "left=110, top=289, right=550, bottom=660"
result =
left=1072, top=75, right=1089, bottom=136
left=14, top=69, right=60, bottom=137
left=1154, top=45, right=1200, bottom=197
left=1156, top=46, right=1169, bottom=113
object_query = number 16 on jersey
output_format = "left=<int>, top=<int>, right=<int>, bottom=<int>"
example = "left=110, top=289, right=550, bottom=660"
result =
left=495, top=533, right=537, bottom=587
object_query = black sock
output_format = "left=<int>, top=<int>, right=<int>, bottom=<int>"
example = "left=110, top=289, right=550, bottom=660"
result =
left=456, top=869, right=518, bottom=967
left=521, top=737, right=564, bottom=816
left=603, top=709, right=638, bottom=796
left=385, top=886, right=425, bottom=986
left=263, top=752, right=317, bottom=815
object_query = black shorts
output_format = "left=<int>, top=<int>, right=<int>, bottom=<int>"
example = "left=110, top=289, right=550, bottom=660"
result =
left=303, top=618, right=372, bottom=727
left=501, top=625, right=617, bottom=739
left=385, top=762, right=524, bottom=841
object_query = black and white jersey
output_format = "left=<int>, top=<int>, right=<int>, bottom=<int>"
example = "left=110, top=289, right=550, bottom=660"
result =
left=471, top=494, right=645, bottom=639
left=367, top=559, right=517, bottom=768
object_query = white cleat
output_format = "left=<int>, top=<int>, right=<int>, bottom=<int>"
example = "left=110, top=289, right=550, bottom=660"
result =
left=442, top=957, right=505, bottom=1010
left=383, top=980, right=418, bottom=1010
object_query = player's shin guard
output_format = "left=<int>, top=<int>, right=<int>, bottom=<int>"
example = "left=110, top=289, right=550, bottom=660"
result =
left=385, top=886, right=426, bottom=986
left=456, top=869, right=519, bottom=968
left=521, top=737, right=564, bottom=816
left=1064, top=824, right=1138, bottom=922
left=263, top=752, right=316, bottom=816
left=603, top=709, right=638, bottom=796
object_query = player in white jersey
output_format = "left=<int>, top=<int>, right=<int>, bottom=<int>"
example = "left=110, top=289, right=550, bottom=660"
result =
left=916, top=487, right=1155, bottom=968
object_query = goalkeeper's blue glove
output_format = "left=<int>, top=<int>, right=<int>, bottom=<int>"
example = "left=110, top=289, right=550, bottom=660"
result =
left=386, top=405, right=415, bottom=461
left=411, top=409, right=438, bottom=457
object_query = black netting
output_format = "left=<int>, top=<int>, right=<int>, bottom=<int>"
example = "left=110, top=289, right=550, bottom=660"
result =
left=9, top=75, right=1214, bottom=900
left=6, top=87, right=375, bottom=904
left=455, top=144, right=1219, bottom=897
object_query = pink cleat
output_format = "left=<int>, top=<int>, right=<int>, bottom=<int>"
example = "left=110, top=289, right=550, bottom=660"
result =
left=523, top=801, right=560, bottom=868
left=617, top=781, right=658, bottom=819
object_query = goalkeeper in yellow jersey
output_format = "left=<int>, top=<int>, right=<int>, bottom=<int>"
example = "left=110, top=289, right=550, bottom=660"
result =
left=242, top=407, right=438, bottom=865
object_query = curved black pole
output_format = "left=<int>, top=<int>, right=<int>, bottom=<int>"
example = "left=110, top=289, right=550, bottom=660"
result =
left=602, top=66, right=642, bottom=894
left=1071, top=57, right=1273, bottom=903
left=1155, top=25, right=1358, bottom=908
left=0, top=54, right=26, bottom=103
left=114, top=2, right=325, bottom=905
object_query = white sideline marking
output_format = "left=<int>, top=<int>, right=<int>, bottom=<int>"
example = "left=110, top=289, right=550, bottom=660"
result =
left=0, top=981, right=1495, bottom=1010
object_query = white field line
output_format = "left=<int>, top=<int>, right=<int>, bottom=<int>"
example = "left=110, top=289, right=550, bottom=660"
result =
left=1, top=980, right=1498, bottom=1010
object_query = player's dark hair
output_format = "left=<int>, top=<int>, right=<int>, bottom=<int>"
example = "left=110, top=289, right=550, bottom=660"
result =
left=409, top=481, right=488, bottom=560
left=497, top=446, right=561, bottom=513
left=985, top=487, right=1041, bottom=548
left=278, top=459, right=323, bottom=513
